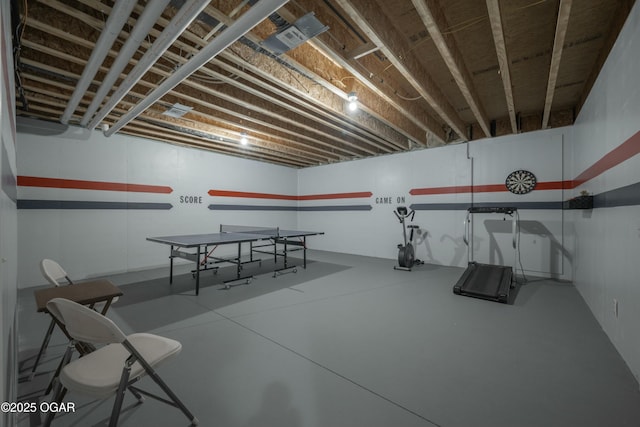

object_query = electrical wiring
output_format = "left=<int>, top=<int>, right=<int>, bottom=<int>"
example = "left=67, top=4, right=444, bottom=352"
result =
left=13, top=0, right=29, bottom=109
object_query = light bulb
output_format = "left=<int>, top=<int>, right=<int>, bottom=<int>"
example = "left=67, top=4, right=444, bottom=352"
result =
left=347, top=92, right=358, bottom=111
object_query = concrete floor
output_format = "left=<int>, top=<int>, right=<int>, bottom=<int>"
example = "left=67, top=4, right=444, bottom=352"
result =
left=16, top=250, right=640, bottom=427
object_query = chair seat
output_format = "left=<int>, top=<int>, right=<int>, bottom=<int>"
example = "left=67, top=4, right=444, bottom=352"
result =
left=60, top=333, right=181, bottom=398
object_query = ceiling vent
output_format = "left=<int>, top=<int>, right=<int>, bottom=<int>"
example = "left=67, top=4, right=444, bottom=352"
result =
left=163, top=103, right=193, bottom=118
left=262, top=12, right=329, bottom=56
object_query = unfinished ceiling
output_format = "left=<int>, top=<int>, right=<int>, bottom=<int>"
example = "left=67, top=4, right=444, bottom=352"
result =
left=12, top=0, right=635, bottom=168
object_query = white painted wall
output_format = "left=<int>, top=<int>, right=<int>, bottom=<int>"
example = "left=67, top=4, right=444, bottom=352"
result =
left=298, top=143, right=470, bottom=263
left=1, top=0, right=19, bottom=422
left=17, top=118, right=298, bottom=287
left=468, top=131, right=568, bottom=276
left=568, top=2, right=640, bottom=383
left=298, top=127, right=570, bottom=279
left=18, top=115, right=571, bottom=288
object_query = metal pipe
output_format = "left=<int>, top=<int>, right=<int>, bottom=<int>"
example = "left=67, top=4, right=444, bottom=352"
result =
left=81, top=0, right=172, bottom=127
left=105, top=0, right=290, bottom=137
left=87, top=0, right=212, bottom=130
left=60, top=0, right=136, bottom=124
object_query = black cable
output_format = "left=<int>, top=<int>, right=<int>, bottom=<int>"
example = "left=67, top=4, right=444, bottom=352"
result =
left=516, top=214, right=528, bottom=285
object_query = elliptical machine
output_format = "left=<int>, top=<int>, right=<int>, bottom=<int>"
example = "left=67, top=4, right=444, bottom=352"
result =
left=393, top=206, right=423, bottom=271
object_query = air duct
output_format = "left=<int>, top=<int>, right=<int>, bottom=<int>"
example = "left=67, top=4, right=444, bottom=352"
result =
left=60, top=0, right=137, bottom=124
left=105, top=0, right=290, bottom=137
left=261, top=12, right=328, bottom=56
left=80, top=0, right=172, bottom=127
left=88, top=0, right=212, bottom=130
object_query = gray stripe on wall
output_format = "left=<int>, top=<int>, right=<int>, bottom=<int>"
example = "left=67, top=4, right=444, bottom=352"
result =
left=594, top=182, right=640, bottom=208
left=411, top=201, right=564, bottom=211
left=298, top=205, right=372, bottom=211
left=17, top=200, right=173, bottom=210
left=209, top=204, right=298, bottom=211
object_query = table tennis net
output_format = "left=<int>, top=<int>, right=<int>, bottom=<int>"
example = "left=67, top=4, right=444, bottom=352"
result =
left=219, top=224, right=280, bottom=236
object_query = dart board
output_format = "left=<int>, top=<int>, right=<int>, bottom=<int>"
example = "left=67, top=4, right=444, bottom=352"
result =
left=505, top=170, right=537, bottom=194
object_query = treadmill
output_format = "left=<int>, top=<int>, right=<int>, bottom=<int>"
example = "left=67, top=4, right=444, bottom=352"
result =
left=453, top=206, right=518, bottom=304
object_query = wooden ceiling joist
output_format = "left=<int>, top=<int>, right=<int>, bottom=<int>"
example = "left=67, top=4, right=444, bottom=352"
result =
left=333, top=0, right=468, bottom=141
left=50, top=0, right=405, bottom=155
left=15, top=0, right=632, bottom=167
left=412, top=0, right=491, bottom=138
left=486, top=0, right=518, bottom=134
left=277, top=0, right=446, bottom=144
left=542, top=0, right=573, bottom=129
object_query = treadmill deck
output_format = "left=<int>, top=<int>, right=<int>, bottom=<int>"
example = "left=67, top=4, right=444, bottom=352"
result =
left=453, top=262, right=513, bottom=303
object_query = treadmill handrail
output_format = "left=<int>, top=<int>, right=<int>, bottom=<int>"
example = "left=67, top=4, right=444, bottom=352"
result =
left=463, top=211, right=470, bottom=247
left=512, top=211, right=518, bottom=249
left=468, top=206, right=517, bottom=214
left=465, top=206, right=519, bottom=267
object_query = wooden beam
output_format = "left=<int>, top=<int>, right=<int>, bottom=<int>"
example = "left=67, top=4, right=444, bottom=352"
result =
left=268, top=29, right=437, bottom=146
left=304, top=36, right=446, bottom=144
left=187, top=3, right=416, bottom=151
left=21, top=65, right=344, bottom=164
left=486, top=0, right=517, bottom=134
left=29, top=1, right=394, bottom=164
left=141, top=110, right=315, bottom=166
left=125, top=122, right=310, bottom=168
left=412, top=0, right=491, bottom=138
left=23, top=15, right=375, bottom=159
left=23, top=68, right=356, bottom=167
left=111, top=2, right=409, bottom=153
left=19, top=92, right=311, bottom=168
left=211, top=47, right=398, bottom=153
left=542, top=0, right=572, bottom=129
left=21, top=41, right=361, bottom=161
left=333, top=0, right=467, bottom=140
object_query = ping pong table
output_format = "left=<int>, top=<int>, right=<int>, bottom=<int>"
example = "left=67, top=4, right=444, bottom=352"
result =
left=147, top=225, right=324, bottom=295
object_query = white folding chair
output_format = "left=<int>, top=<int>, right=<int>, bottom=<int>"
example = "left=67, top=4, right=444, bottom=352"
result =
left=32, top=259, right=121, bottom=379
left=44, top=298, right=198, bottom=427
left=40, top=258, right=74, bottom=287
left=41, top=258, right=120, bottom=310
left=29, top=259, right=75, bottom=379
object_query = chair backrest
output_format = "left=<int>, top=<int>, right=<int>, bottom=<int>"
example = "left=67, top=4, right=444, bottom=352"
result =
left=46, top=298, right=127, bottom=344
left=40, top=259, right=73, bottom=286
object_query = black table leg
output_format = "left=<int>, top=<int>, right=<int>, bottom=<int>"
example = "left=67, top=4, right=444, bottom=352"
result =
left=169, top=245, right=174, bottom=284
left=303, top=236, right=307, bottom=268
left=195, top=245, right=201, bottom=295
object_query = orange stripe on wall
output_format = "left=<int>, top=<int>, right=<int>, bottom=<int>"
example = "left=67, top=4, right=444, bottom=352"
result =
left=208, top=189, right=372, bottom=200
left=208, top=189, right=297, bottom=200
left=297, top=191, right=372, bottom=200
left=533, top=181, right=567, bottom=190
left=410, top=132, right=640, bottom=196
left=17, top=176, right=173, bottom=194
left=410, top=184, right=507, bottom=195
left=410, top=186, right=472, bottom=195
left=411, top=181, right=568, bottom=195
left=572, top=130, right=640, bottom=187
